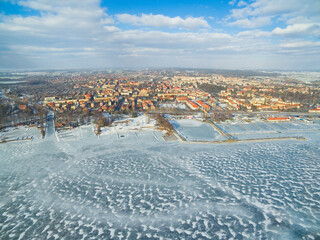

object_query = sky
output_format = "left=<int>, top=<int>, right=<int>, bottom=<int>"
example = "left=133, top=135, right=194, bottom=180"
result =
left=0, top=0, right=319, bottom=70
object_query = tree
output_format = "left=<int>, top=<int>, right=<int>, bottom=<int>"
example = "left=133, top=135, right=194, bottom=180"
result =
left=131, top=111, right=138, bottom=118
left=221, top=114, right=226, bottom=122
left=40, top=125, right=45, bottom=139
left=0, top=103, right=10, bottom=123
left=96, top=125, right=101, bottom=135
left=96, top=116, right=111, bottom=127
left=79, top=114, right=84, bottom=125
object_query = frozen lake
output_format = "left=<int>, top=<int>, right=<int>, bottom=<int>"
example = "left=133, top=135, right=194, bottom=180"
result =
left=0, top=126, right=320, bottom=239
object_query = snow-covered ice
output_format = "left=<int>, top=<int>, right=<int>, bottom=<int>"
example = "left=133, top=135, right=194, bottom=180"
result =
left=0, top=120, right=320, bottom=239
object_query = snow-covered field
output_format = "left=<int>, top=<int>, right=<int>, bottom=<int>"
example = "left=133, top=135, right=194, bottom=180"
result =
left=0, top=126, right=40, bottom=142
left=217, top=121, right=320, bottom=140
left=171, top=119, right=227, bottom=141
left=0, top=120, right=320, bottom=239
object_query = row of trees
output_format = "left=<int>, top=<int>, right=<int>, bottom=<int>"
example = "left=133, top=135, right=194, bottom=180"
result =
left=210, top=112, right=232, bottom=122
left=155, top=114, right=174, bottom=134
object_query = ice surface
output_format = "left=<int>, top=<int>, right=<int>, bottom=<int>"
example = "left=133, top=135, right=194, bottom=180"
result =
left=0, top=122, right=320, bottom=239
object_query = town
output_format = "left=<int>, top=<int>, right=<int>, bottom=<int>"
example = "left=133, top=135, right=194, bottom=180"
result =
left=1, top=69, right=320, bottom=139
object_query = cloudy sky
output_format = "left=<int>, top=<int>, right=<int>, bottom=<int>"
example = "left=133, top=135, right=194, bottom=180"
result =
left=0, top=0, right=319, bottom=70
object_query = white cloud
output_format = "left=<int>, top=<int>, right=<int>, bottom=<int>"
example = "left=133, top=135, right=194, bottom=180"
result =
left=9, top=45, right=70, bottom=52
left=273, top=40, right=320, bottom=57
left=285, top=16, right=317, bottom=25
left=207, top=46, right=238, bottom=51
left=237, top=29, right=271, bottom=37
left=229, top=16, right=271, bottom=28
left=17, top=0, right=101, bottom=12
left=280, top=41, right=320, bottom=49
left=1, top=0, right=114, bottom=37
left=104, top=26, right=121, bottom=32
left=273, top=23, right=320, bottom=37
left=228, top=0, right=320, bottom=29
left=230, top=0, right=320, bottom=18
left=116, top=13, right=209, bottom=30
left=0, top=0, right=319, bottom=70
left=237, top=1, right=247, bottom=7
left=100, top=17, right=114, bottom=25
left=250, top=0, right=303, bottom=16
left=228, top=0, right=237, bottom=6
left=110, top=30, right=233, bottom=50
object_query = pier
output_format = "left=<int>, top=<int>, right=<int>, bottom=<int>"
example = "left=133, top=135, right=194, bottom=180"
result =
left=0, top=136, right=33, bottom=144
left=206, top=120, right=235, bottom=141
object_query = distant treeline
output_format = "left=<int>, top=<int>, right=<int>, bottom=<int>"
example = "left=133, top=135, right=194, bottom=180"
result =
left=197, top=69, right=280, bottom=77
left=0, top=68, right=281, bottom=78
left=0, top=103, right=10, bottom=122
left=165, top=68, right=279, bottom=77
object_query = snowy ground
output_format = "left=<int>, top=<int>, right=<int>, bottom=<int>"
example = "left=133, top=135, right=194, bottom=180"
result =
left=0, top=119, right=320, bottom=239
left=100, top=115, right=156, bottom=137
left=159, top=103, right=186, bottom=109
left=55, top=115, right=157, bottom=142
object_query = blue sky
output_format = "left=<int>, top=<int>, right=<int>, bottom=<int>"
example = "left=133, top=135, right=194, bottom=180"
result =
left=0, top=0, right=319, bottom=70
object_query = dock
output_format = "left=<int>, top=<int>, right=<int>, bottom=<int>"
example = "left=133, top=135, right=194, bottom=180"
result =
left=168, top=134, right=306, bottom=144
left=0, top=137, right=33, bottom=144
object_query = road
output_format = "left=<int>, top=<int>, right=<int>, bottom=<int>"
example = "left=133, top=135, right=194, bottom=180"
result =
left=46, top=111, right=55, bottom=137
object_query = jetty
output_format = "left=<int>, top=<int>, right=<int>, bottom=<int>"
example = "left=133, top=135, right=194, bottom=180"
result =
left=0, top=136, right=33, bottom=144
